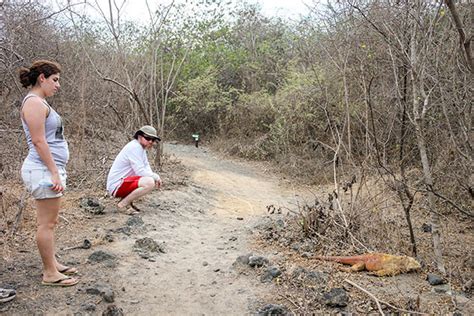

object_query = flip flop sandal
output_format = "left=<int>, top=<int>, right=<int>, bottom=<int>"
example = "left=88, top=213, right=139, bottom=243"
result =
left=121, top=207, right=139, bottom=215
left=0, top=288, right=16, bottom=303
left=130, top=202, right=142, bottom=212
left=59, top=267, right=78, bottom=275
left=42, top=277, right=79, bottom=287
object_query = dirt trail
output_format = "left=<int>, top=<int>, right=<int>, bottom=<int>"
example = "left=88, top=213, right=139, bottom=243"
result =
left=0, top=143, right=304, bottom=315
left=108, top=143, right=303, bottom=314
left=102, top=143, right=303, bottom=314
left=177, top=144, right=301, bottom=217
left=2, top=143, right=471, bottom=315
left=78, top=143, right=302, bottom=315
left=91, top=145, right=248, bottom=313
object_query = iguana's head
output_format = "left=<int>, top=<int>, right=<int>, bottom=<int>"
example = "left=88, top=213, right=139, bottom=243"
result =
left=405, top=257, right=421, bottom=271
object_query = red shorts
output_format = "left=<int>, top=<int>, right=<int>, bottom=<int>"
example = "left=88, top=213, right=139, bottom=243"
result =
left=114, top=176, right=141, bottom=198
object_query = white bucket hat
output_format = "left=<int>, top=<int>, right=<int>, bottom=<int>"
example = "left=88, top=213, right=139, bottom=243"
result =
left=137, top=125, right=161, bottom=141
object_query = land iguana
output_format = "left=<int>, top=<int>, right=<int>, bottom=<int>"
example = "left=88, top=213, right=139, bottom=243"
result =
left=314, top=253, right=421, bottom=276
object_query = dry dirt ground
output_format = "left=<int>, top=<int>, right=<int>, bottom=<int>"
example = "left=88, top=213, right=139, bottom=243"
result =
left=0, top=143, right=472, bottom=315
left=0, top=143, right=309, bottom=315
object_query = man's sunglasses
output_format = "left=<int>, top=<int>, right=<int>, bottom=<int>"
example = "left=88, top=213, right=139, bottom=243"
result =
left=143, top=135, right=156, bottom=142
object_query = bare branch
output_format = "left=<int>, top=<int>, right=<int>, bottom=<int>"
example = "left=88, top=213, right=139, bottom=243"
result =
left=427, top=186, right=474, bottom=218
left=30, top=1, right=84, bottom=24
left=444, top=0, right=473, bottom=72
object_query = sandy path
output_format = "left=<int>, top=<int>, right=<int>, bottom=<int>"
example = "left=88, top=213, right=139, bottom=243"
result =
left=3, top=143, right=471, bottom=315
left=104, top=143, right=300, bottom=314
left=0, top=143, right=302, bottom=315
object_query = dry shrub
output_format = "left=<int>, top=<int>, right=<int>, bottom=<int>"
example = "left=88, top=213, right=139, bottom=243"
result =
left=259, top=168, right=474, bottom=293
left=260, top=175, right=416, bottom=256
left=263, top=182, right=412, bottom=255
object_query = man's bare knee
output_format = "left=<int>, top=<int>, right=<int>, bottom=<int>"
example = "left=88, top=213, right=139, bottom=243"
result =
left=139, top=177, right=155, bottom=191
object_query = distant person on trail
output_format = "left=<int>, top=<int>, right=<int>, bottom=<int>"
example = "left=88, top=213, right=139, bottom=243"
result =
left=19, top=60, right=79, bottom=287
left=106, top=126, right=162, bottom=214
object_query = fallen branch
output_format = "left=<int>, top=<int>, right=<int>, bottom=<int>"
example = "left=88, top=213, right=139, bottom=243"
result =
left=344, top=279, right=427, bottom=315
left=344, top=279, right=385, bottom=315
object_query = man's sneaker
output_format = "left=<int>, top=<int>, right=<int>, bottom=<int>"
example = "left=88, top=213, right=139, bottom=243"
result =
left=0, top=288, right=16, bottom=303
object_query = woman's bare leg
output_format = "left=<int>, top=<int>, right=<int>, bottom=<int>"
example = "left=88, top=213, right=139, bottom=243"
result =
left=36, top=198, right=77, bottom=285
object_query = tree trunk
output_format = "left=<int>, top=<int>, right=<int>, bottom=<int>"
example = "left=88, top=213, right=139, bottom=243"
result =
left=410, top=64, right=445, bottom=273
left=409, top=3, right=445, bottom=272
left=414, top=118, right=445, bottom=273
left=342, top=63, right=352, bottom=159
left=154, top=142, right=162, bottom=170
left=399, top=63, right=417, bottom=257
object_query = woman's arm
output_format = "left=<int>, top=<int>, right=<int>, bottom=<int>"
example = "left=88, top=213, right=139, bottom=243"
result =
left=22, top=98, right=63, bottom=192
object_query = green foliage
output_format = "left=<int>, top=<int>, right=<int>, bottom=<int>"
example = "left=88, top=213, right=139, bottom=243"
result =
left=169, top=67, right=233, bottom=137
left=218, top=68, right=335, bottom=164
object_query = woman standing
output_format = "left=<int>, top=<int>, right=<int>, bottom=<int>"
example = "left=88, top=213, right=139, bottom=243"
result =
left=19, top=60, right=78, bottom=287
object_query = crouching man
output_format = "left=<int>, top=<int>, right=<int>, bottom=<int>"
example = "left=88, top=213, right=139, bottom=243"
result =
left=107, top=125, right=162, bottom=212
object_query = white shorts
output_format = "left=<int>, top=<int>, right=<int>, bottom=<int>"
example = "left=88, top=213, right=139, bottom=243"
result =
left=21, top=161, right=67, bottom=200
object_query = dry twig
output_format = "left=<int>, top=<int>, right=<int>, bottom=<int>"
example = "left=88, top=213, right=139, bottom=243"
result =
left=344, top=279, right=385, bottom=315
left=59, top=215, right=70, bottom=225
left=12, top=191, right=28, bottom=235
left=344, top=279, right=427, bottom=315
left=277, top=292, right=299, bottom=314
